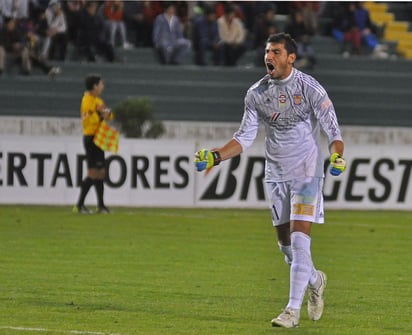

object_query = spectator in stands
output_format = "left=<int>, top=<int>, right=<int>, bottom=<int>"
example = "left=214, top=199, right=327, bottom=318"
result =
left=215, top=1, right=245, bottom=21
left=152, top=2, right=191, bottom=65
left=353, top=2, right=388, bottom=58
left=291, top=1, right=320, bottom=35
left=285, top=8, right=317, bottom=70
left=1, top=0, right=30, bottom=21
left=216, top=3, right=246, bottom=66
left=0, top=16, right=31, bottom=75
left=253, top=3, right=279, bottom=66
left=37, top=0, right=51, bottom=10
left=124, top=1, right=162, bottom=47
left=25, top=21, right=62, bottom=77
left=236, top=1, right=256, bottom=34
left=331, top=3, right=361, bottom=56
left=76, top=1, right=115, bottom=63
left=191, top=5, right=220, bottom=66
left=42, top=0, right=68, bottom=61
left=174, top=1, right=190, bottom=39
left=62, top=0, right=83, bottom=48
left=31, top=4, right=49, bottom=36
left=104, top=0, right=132, bottom=49
left=353, top=2, right=378, bottom=48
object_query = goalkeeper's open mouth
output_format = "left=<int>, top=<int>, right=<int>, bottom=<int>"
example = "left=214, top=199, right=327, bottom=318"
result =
left=266, top=62, right=275, bottom=76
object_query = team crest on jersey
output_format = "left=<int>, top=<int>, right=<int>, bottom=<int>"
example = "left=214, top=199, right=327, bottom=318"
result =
left=293, top=94, right=302, bottom=105
left=278, top=94, right=287, bottom=105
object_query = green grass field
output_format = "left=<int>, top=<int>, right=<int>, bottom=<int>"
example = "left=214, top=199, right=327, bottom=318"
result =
left=0, top=206, right=411, bottom=335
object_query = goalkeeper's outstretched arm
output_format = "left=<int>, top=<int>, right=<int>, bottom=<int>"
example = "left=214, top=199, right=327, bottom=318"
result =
left=214, top=139, right=243, bottom=161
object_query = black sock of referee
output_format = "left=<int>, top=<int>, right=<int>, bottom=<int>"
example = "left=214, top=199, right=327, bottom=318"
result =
left=94, top=179, right=105, bottom=208
left=77, top=177, right=94, bottom=207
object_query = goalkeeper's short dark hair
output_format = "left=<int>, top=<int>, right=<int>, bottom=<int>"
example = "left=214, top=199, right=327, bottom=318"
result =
left=266, top=32, right=298, bottom=56
left=85, top=74, right=102, bottom=91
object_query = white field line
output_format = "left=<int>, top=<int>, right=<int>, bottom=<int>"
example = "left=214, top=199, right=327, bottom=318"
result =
left=0, top=326, right=126, bottom=335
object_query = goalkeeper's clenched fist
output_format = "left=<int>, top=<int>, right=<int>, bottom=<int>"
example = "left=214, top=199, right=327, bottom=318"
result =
left=329, top=152, right=346, bottom=176
left=194, top=149, right=222, bottom=172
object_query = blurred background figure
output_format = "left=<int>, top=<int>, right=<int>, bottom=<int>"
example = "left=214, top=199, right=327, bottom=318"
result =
left=124, top=1, right=162, bottom=48
left=76, top=1, right=115, bottom=63
left=191, top=4, right=220, bottom=66
left=330, top=2, right=361, bottom=56
left=353, top=2, right=388, bottom=58
left=25, top=21, right=62, bottom=77
left=62, top=0, right=83, bottom=49
left=0, top=16, right=31, bottom=75
left=42, top=0, right=68, bottom=61
left=216, top=3, right=246, bottom=66
left=104, top=0, right=132, bottom=49
left=1, top=0, right=30, bottom=21
left=252, top=3, right=278, bottom=66
left=152, top=2, right=191, bottom=65
left=285, top=8, right=317, bottom=70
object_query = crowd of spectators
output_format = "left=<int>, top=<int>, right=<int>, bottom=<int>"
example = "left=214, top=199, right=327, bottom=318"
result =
left=0, top=0, right=389, bottom=76
left=328, top=2, right=388, bottom=58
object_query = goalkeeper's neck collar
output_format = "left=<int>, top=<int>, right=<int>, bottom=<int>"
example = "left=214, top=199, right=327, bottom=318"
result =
left=269, top=68, right=294, bottom=87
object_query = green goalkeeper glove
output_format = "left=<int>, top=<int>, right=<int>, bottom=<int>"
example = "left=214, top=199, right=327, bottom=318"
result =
left=194, top=149, right=222, bottom=172
left=329, top=153, right=346, bottom=176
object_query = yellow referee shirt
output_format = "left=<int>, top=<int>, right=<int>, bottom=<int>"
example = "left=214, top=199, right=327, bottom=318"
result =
left=80, top=91, right=113, bottom=136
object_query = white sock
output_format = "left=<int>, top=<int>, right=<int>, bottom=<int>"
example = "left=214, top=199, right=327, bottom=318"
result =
left=286, top=232, right=316, bottom=310
left=309, top=267, right=319, bottom=288
left=278, top=241, right=293, bottom=265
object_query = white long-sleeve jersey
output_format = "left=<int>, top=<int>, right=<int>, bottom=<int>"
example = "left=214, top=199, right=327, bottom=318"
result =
left=233, top=67, right=343, bottom=182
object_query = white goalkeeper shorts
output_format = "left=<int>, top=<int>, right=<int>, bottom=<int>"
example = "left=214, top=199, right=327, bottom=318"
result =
left=266, top=177, right=325, bottom=226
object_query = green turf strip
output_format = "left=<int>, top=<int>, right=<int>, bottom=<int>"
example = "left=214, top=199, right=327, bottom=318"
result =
left=0, top=206, right=411, bottom=335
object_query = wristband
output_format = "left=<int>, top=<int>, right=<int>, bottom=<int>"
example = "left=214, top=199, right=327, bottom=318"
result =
left=211, top=151, right=222, bottom=166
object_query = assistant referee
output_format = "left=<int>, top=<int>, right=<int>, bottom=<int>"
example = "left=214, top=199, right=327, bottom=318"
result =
left=73, top=74, right=113, bottom=214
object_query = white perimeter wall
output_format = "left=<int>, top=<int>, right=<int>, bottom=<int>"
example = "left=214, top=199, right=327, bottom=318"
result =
left=1, top=117, right=412, bottom=210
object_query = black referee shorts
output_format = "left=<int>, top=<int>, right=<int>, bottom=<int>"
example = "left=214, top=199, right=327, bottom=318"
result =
left=83, top=135, right=105, bottom=169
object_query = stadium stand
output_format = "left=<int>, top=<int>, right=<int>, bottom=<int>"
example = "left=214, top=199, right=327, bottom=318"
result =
left=0, top=2, right=411, bottom=128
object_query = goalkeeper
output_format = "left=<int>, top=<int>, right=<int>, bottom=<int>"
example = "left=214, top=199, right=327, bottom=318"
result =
left=194, top=33, right=346, bottom=329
